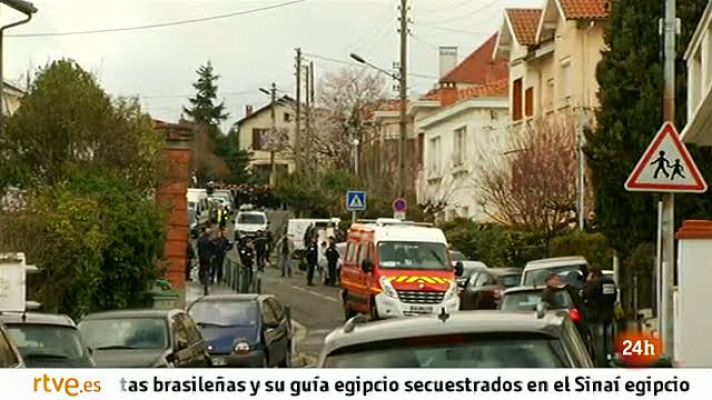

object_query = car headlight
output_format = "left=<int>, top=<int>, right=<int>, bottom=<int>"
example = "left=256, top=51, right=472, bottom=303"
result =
left=444, top=280, right=458, bottom=300
left=379, top=276, right=398, bottom=299
left=234, top=341, right=251, bottom=354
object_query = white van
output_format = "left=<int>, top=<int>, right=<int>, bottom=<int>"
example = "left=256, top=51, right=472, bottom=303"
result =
left=187, top=189, right=209, bottom=231
left=287, top=218, right=340, bottom=251
left=520, top=256, right=590, bottom=289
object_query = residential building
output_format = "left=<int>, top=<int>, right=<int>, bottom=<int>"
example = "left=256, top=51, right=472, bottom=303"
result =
left=370, top=33, right=508, bottom=200
left=3, top=82, right=24, bottom=116
left=495, top=1, right=609, bottom=125
left=682, top=1, right=712, bottom=147
left=418, top=80, right=509, bottom=222
left=235, top=97, right=296, bottom=179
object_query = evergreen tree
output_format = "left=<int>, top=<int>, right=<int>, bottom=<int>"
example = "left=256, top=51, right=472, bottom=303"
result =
left=586, top=0, right=710, bottom=308
left=183, top=60, right=229, bottom=134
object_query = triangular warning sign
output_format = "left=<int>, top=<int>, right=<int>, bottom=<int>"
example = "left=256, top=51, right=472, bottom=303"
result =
left=625, top=122, right=707, bottom=193
left=348, top=195, right=364, bottom=209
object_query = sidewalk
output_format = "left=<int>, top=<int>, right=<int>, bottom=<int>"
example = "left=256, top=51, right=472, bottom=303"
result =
left=185, top=280, right=235, bottom=304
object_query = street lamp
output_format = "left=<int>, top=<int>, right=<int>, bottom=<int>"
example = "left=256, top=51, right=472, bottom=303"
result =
left=349, top=52, right=407, bottom=198
left=0, top=0, right=37, bottom=130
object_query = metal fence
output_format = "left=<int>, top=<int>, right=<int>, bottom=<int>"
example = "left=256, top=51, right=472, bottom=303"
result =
left=223, top=251, right=261, bottom=294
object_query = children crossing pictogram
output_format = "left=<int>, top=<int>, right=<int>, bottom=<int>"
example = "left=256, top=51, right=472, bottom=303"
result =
left=625, top=122, right=707, bottom=193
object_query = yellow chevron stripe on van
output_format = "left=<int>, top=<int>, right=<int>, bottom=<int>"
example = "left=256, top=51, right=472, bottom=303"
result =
left=396, top=276, right=409, bottom=283
left=420, top=276, right=436, bottom=284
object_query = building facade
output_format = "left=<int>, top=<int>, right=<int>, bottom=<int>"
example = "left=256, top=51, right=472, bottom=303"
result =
left=682, top=1, right=712, bottom=146
left=235, top=97, right=296, bottom=179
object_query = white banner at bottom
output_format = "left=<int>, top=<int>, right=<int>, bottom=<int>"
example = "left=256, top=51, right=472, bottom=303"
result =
left=1, top=369, right=706, bottom=400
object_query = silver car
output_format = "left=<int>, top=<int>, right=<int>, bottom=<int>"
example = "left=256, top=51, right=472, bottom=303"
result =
left=318, top=311, right=593, bottom=368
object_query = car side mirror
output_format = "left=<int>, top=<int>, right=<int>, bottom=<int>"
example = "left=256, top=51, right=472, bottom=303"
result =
left=361, top=259, right=374, bottom=273
left=454, top=261, right=464, bottom=277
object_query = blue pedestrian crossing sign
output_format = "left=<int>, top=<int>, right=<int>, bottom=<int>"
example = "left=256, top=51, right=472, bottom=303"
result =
left=346, top=191, right=367, bottom=211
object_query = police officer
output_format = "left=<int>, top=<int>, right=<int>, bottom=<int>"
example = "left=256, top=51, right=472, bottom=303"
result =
left=584, top=267, right=617, bottom=366
left=211, top=228, right=232, bottom=284
left=254, top=231, right=268, bottom=272
left=325, top=239, right=340, bottom=286
left=305, top=239, right=318, bottom=286
left=238, top=238, right=256, bottom=292
left=196, top=227, right=214, bottom=285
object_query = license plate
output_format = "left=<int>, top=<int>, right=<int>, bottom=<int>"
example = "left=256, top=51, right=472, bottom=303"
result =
left=410, top=306, right=433, bottom=313
left=211, top=357, right=227, bottom=366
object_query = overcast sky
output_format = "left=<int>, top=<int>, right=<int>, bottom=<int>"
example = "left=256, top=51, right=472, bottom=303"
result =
left=3, top=0, right=538, bottom=128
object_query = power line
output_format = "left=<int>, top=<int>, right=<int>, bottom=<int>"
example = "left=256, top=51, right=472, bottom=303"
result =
left=416, top=24, right=490, bottom=36
left=421, top=0, right=500, bottom=25
left=7, top=0, right=307, bottom=38
left=419, top=0, right=474, bottom=14
left=303, top=52, right=438, bottom=80
left=411, top=34, right=439, bottom=51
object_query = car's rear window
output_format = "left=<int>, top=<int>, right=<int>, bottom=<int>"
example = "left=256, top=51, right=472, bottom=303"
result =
left=523, top=264, right=587, bottom=288
left=238, top=213, right=266, bottom=224
left=497, top=274, right=521, bottom=288
left=501, top=290, right=573, bottom=312
left=323, top=332, right=568, bottom=368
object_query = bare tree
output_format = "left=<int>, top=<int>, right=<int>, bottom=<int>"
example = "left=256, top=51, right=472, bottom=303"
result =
left=477, top=117, right=578, bottom=236
left=313, top=67, right=388, bottom=172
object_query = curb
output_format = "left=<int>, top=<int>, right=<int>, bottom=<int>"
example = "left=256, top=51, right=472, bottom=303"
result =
left=291, top=320, right=318, bottom=368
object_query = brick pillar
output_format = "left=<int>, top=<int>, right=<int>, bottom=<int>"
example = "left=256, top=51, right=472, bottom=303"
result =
left=154, top=121, right=193, bottom=295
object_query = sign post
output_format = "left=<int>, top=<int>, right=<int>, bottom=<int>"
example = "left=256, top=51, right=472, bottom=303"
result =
left=393, top=198, right=407, bottom=220
left=625, top=121, right=707, bottom=355
left=346, top=191, right=367, bottom=225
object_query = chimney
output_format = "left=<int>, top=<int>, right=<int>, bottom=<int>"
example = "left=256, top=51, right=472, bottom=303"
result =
left=245, top=105, right=253, bottom=117
left=439, top=46, right=458, bottom=78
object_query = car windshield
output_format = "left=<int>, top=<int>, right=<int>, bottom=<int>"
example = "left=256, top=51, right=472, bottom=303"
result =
left=378, top=241, right=449, bottom=270
left=324, top=333, right=568, bottom=368
left=501, top=289, right=573, bottom=312
left=523, top=264, right=588, bottom=288
left=7, top=325, right=86, bottom=362
left=238, top=214, right=266, bottom=224
left=497, top=274, right=522, bottom=288
left=450, top=251, right=466, bottom=262
left=189, top=301, right=258, bottom=327
left=78, top=318, right=168, bottom=350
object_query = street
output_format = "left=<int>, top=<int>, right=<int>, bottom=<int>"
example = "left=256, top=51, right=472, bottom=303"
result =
left=186, top=249, right=343, bottom=366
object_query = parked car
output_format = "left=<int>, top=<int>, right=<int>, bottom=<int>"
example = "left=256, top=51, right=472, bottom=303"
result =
left=449, top=249, right=467, bottom=266
left=188, top=294, right=292, bottom=368
left=235, top=211, right=270, bottom=239
left=318, top=310, right=594, bottom=368
left=459, top=268, right=522, bottom=310
left=455, top=261, right=488, bottom=289
left=520, top=256, right=590, bottom=290
left=500, top=286, right=588, bottom=341
left=78, top=309, right=210, bottom=368
left=0, top=320, right=24, bottom=368
left=1, top=312, right=94, bottom=368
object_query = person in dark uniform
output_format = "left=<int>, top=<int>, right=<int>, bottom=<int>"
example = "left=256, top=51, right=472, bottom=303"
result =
left=305, top=239, right=318, bottom=286
left=238, top=238, right=256, bottom=292
left=254, top=231, right=268, bottom=272
left=584, top=267, right=618, bottom=366
left=280, top=229, right=292, bottom=278
left=196, top=228, right=215, bottom=285
left=211, top=228, right=232, bottom=284
left=325, top=239, right=340, bottom=286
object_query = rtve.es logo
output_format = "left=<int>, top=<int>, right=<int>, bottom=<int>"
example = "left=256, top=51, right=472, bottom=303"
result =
left=33, top=374, right=102, bottom=397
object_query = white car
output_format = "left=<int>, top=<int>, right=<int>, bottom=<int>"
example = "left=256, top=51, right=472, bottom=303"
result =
left=520, top=256, right=590, bottom=289
left=235, top=211, right=269, bottom=239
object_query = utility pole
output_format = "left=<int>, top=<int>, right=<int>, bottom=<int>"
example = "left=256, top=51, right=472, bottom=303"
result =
left=660, top=0, right=676, bottom=358
left=577, top=110, right=587, bottom=230
left=310, top=60, right=316, bottom=175
left=397, top=0, right=409, bottom=199
left=295, top=48, right=302, bottom=174
left=304, top=62, right=311, bottom=177
left=269, top=82, right=277, bottom=187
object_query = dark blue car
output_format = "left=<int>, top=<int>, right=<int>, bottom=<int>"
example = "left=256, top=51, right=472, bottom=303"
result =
left=188, top=294, right=292, bottom=368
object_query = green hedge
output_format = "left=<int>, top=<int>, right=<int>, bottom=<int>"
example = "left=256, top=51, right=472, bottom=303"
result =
left=549, top=231, right=613, bottom=268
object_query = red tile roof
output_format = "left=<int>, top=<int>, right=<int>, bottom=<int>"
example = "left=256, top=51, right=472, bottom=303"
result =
left=559, top=0, right=610, bottom=19
left=457, top=79, right=508, bottom=100
left=440, top=33, right=509, bottom=85
left=506, top=8, right=542, bottom=46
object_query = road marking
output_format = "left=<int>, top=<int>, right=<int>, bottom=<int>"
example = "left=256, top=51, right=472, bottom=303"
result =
left=289, top=285, right=339, bottom=303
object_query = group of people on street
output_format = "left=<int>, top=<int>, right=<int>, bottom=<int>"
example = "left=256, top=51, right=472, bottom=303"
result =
left=541, top=266, right=618, bottom=366
left=303, top=232, right=340, bottom=287
left=186, top=227, right=233, bottom=285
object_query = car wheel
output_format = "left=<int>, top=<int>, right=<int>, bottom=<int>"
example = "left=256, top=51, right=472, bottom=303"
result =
left=342, top=292, right=356, bottom=321
left=369, top=297, right=379, bottom=321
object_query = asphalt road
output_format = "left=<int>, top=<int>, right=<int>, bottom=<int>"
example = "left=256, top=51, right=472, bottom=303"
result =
left=260, top=262, right=343, bottom=365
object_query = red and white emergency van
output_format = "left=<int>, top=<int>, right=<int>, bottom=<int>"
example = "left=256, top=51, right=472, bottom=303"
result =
left=340, top=219, right=462, bottom=319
